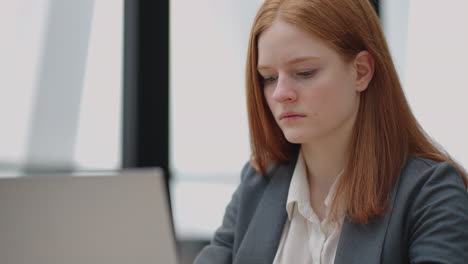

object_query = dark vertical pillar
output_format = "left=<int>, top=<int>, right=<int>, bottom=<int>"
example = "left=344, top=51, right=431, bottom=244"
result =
left=371, top=0, right=381, bottom=17
left=123, top=0, right=170, bottom=202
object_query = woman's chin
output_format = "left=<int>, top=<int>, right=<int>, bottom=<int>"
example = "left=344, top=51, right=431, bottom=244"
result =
left=283, top=133, right=308, bottom=144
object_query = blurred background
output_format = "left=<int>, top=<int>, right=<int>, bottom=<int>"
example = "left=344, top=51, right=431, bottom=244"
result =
left=1, top=0, right=467, bottom=263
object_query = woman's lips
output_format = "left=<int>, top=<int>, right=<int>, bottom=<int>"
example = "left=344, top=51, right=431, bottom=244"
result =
left=279, top=112, right=306, bottom=121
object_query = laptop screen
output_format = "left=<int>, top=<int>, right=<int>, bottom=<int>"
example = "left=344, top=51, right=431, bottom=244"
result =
left=0, top=168, right=178, bottom=264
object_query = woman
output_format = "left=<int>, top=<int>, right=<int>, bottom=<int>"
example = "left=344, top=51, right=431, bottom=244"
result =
left=194, top=0, right=468, bottom=263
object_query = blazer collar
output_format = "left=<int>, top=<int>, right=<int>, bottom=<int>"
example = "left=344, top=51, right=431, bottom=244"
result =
left=234, top=155, right=297, bottom=264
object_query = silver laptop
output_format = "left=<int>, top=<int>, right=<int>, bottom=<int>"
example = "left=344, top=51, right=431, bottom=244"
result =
left=0, top=168, right=178, bottom=264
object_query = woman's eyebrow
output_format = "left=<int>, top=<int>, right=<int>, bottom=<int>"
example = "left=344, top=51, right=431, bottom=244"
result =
left=287, top=56, right=320, bottom=65
left=257, top=56, right=320, bottom=70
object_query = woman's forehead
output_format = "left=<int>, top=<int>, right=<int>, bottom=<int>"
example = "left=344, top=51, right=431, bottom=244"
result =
left=257, top=21, right=336, bottom=67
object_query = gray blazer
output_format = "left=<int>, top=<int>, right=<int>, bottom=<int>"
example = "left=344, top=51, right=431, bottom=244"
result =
left=194, top=156, right=468, bottom=264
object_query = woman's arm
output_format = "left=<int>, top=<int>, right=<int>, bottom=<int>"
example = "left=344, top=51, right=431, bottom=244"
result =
left=193, top=163, right=250, bottom=264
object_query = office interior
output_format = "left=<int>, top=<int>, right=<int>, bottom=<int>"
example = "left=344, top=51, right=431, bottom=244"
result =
left=1, top=0, right=467, bottom=263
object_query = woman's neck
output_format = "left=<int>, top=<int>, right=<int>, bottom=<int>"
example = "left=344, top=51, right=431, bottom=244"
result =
left=301, top=136, right=349, bottom=222
left=301, top=130, right=351, bottom=195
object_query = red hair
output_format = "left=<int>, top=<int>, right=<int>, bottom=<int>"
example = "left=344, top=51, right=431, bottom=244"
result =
left=246, top=0, right=468, bottom=224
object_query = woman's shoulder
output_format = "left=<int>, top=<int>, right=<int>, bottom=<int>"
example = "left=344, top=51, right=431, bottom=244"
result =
left=389, top=157, right=468, bottom=262
left=394, top=156, right=467, bottom=211
left=239, top=158, right=297, bottom=186
left=400, top=156, right=466, bottom=187
left=235, top=159, right=296, bottom=210
left=238, top=161, right=281, bottom=191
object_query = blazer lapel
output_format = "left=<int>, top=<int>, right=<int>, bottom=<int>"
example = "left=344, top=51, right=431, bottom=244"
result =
left=234, top=158, right=297, bottom=264
left=334, top=216, right=389, bottom=264
left=334, top=175, right=402, bottom=264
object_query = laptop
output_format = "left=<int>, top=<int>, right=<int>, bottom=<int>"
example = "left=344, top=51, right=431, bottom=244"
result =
left=0, top=168, right=178, bottom=264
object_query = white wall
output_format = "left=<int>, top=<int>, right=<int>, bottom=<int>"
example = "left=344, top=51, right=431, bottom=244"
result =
left=383, top=0, right=468, bottom=168
left=0, top=0, right=123, bottom=172
left=382, top=0, right=410, bottom=84
left=170, top=0, right=263, bottom=181
left=170, top=0, right=263, bottom=239
left=74, top=0, right=123, bottom=170
left=405, top=0, right=468, bottom=167
left=0, top=0, right=49, bottom=168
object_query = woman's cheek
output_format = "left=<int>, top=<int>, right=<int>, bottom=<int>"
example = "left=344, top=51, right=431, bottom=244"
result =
left=309, top=81, right=345, bottom=122
left=307, top=81, right=335, bottom=110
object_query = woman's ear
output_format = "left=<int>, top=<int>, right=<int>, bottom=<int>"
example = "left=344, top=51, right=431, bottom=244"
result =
left=353, top=50, right=375, bottom=92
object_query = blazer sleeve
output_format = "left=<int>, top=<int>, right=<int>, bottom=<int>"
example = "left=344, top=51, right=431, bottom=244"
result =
left=193, top=162, right=250, bottom=264
left=408, top=162, right=468, bottom=263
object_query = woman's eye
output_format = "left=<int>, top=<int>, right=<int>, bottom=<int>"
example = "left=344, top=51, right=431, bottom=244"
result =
left=297, top=70, right=316, bottom=77
left=263, top=76, right=277, bottom=83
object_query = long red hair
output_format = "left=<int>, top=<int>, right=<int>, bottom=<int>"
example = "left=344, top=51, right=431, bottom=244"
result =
left=246, top=0, right=468, bottom=224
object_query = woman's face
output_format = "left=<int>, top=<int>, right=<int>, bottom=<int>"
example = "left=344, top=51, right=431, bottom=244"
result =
left=257, top=20, right=365, bottom=145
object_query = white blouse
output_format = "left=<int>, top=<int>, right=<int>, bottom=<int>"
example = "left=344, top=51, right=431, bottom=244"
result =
left=273, top=151, right=344, bottom=264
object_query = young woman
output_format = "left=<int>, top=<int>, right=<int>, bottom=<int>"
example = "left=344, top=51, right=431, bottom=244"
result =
left=194, top=0, right=468, bottom=263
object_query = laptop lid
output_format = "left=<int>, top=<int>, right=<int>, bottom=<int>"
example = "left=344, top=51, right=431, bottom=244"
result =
left=0, top=168, right=178, bottom=264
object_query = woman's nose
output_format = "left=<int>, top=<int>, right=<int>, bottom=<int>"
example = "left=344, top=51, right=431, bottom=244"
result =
left=272, top=76, right=297, bottom=103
